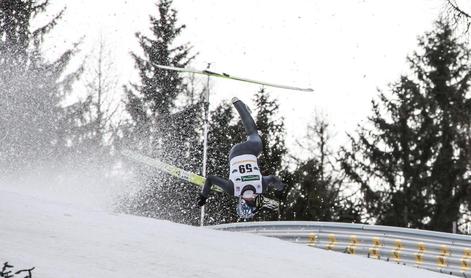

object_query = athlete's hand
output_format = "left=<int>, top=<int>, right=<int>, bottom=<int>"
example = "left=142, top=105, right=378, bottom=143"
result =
left=197, top=194, right=207, bottom=207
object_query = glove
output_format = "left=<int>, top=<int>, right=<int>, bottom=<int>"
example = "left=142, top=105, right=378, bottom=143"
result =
left=197, top=194, right=207, bottom=207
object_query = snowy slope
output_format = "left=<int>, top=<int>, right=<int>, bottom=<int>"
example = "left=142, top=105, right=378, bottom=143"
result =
left=0, top=189, right=449, bottom=278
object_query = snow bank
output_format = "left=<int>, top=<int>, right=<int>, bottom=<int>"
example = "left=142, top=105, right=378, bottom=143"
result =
left=0, top=189, right=448, bottom=278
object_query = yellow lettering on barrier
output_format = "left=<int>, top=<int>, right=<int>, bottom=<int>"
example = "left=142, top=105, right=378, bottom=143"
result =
left=308, top=233, right=318, bottom=247
left=416, top=253, right=424, bottom=265
left=415, top=242, right=426, bottom=266
left=437, top=256, right=447, bottom=268
left=418, top=242, right=426, bottom=253
left=368, top=237, right=382, bottom=259
left=439, top=245, right=450, bottom=257
left=393, top=250, right=401, bottom=262
left=346, top=235, right=359, bottom=255
left=369, top=248, right=380, bottom=259
left=392, top=240, right=403, bottom=262
left=436, top=245, right=450, bottom=269
left=461, top=249, right=471, bottom=272
left=461, top=258, right=470, bottom=271
left=327, top=234, right=336, bottom=250
left=394, top=240, right=403, bottom=249
left=464, top=248, right=471, bottom=258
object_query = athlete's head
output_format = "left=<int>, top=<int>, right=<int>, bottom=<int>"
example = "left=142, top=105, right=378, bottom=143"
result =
left=236, top=187, right=260, bottom=219
left=237, top=197, right=256, bottom=219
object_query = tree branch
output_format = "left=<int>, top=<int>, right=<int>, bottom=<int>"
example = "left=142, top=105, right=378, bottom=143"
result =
left=445, top=0, right=471, bottom=31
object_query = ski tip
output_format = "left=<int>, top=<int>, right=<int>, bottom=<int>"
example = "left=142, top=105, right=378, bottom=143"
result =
left=231, top=97, right=240, bottom=104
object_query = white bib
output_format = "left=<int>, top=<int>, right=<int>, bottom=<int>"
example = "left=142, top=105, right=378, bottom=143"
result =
left=229, top=154, right=263, bottom=196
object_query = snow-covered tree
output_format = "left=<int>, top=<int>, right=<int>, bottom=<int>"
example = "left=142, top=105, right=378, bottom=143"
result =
left=118, top=0, right=202, bottom=225
left=0, top=0, right=81, bottom=173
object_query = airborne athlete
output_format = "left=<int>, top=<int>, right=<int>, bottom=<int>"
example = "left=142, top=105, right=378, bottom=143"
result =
left=197, top=97, right=285, bottom=219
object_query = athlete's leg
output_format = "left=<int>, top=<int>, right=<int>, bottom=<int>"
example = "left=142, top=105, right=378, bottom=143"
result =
left=232, top=97, right=257, bottom=136
left=229, top=98, right=263, bottom=159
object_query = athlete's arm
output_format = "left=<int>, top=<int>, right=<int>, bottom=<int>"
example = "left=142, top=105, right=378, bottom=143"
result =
left=262, top=175, right=285, bottom=192
left=201, top=175, right=234, bottom=198
left=198, top=175, right=234, bottom=207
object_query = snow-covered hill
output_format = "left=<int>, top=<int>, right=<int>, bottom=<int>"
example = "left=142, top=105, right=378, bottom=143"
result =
left=0, top=188, right=449, bottom=278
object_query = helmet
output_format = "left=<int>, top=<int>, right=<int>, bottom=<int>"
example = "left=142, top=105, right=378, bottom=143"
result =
left=236, top=187, right=261, bottom=219
left=236, top=197, right=257, bottom=219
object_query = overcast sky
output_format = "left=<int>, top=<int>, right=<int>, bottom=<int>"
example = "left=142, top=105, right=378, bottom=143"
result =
left=43, top=0, right=459, bottom=154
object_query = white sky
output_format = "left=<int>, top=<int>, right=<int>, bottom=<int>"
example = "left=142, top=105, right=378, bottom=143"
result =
left=43, top=0, right=455, bottom=153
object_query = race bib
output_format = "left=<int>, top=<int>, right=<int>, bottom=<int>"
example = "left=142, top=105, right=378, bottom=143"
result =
left=229, top=154, right=262, bottom=196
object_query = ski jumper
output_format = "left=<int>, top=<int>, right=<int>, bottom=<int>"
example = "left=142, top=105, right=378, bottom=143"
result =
left=200, top=98, right=284, bottom=198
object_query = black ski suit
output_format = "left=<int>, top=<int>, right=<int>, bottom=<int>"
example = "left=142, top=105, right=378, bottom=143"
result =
left=199, top=98, right=284, bottom=200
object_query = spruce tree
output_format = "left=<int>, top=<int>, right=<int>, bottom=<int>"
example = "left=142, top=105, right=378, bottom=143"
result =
left=0, top=0, right=81, bottom=173
left=123, top=0, right=195, bottom=154
left=119, top=0, right=201, bottom=224
left=340, top=20, right=471, bottom=232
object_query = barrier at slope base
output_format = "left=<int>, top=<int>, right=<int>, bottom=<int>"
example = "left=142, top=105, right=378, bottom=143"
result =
left=211, top=221, right=471, bottom=277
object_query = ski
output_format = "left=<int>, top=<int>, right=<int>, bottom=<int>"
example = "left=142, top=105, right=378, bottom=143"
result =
left=122, top=149, right=209, bottom=188
left=154, top=64, right=314, bottom=92
left=121, top=149, right=280, bottom=209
